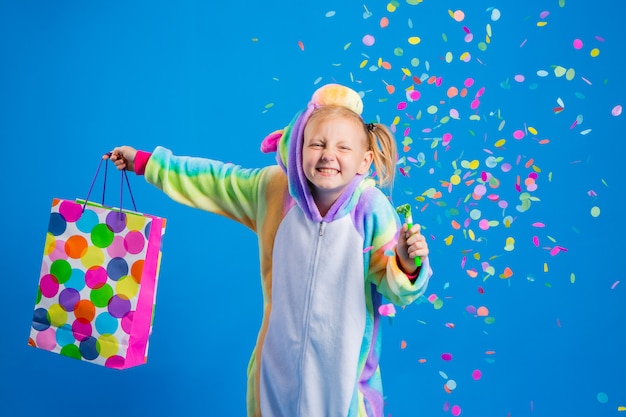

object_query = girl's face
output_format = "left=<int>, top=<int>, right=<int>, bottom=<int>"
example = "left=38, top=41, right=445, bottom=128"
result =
left=302, top=115, right=373, bottom=209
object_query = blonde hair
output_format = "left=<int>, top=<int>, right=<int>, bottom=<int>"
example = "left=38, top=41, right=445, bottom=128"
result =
left=307, top=106, right=398, bottom=189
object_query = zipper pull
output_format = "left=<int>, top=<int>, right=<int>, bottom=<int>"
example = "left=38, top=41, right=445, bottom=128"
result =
left=319, top=221, right=326, bottom=236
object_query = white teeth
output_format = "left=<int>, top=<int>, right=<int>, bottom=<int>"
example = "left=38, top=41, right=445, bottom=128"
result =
left=318, top=168, right=338, bottom=174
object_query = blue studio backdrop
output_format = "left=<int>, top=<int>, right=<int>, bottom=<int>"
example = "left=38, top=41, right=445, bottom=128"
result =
left=1, top=1, right=625, bottom=416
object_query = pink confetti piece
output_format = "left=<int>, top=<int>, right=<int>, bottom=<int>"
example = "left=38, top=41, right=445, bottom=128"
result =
left=472, top=369, right=483, bottom=380
left=441, top=353, right=453, bottom=361
left=532, top=236, right=539, bottom=247
left=573, top=39, right=583, bottom=49
left=612, top=105, right=623, bottom=117
left=451, top=405, right=462, bottom=416
left=362, top=34, right=375, bottom=46
left=549, top=246, right=568, bottom=256
left=532, top=222, right=546, bottom=227
left=513, top=130, right=525, bottom=139
left=408, top=90, right=421, bottom=101
left=363, top=246, right=374, bottom=253
left=378, top=303, right=396, bottom=317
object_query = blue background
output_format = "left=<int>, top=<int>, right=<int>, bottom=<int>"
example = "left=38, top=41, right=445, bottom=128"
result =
left=2, top=1, right=625, bottom=416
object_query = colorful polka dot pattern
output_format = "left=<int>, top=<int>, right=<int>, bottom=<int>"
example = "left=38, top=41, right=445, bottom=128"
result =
left=29, top=198, right=165, bottom=369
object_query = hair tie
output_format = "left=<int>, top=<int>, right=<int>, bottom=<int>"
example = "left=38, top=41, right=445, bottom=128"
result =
left=367, top=122, right=376, bottom=132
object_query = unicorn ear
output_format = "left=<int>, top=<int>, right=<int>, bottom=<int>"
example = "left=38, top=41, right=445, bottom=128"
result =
left=310, top=84, right=363, bottom=115
left=260, top=130, right=283, bottom=153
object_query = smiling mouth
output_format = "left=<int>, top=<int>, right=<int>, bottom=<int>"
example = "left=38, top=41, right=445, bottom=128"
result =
left=317, top=168, right=340, bottom=175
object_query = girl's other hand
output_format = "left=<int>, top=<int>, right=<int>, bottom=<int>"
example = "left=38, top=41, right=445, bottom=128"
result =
left=103, top=146, right=138, bottom=172
left=397, top=223, right=429, bottom=275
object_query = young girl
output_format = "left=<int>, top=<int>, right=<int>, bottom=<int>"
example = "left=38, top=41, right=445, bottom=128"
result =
left=108, top=83, right=432, bottom=417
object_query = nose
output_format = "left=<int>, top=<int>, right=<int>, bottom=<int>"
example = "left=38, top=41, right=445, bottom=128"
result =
left=321, top=150, right=335, bottom=161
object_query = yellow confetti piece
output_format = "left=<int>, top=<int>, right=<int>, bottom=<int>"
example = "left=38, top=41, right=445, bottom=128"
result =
left=401, top=67, right=412, bottom=76
left=444, top=235, right=454, bottom=245
left=565, top=68, right=575, bottom=81
left=504, top=237, right=515, bottom=251
left=590, top=48, right=600, bottom=57
left=554, top=66, right=566, bottom=77
left=427, top=105, right=438, bottom=114
left=494, top=138, right=506, bottom=148
left=544, top=263, right=549, bottom=272
left=618, top=406, right=626, bottom=411
left=528, top=126, right=538, bottom=135
left=408, top=36, right=421, bottom=45
left=591, top=206, right=600, bottom=217
left=537, top=21, right=548, bottom=27
left=360, top=60, right=368, bottom=68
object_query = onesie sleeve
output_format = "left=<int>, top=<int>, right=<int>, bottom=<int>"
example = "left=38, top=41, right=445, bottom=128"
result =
left=363, top=189, right=432, bottom=307
left=143, top=146, right=268, bottom=231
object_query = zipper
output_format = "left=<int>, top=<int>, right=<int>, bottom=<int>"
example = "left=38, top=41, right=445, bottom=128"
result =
left=296, top=220, right=326, bottom=413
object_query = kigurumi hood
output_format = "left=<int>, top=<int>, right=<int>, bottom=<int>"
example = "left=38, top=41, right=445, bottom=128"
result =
left=261, top=84, right=375, bottom=223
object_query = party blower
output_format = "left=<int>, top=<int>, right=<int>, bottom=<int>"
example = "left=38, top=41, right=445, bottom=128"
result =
left=395, top=204, right=422, bottom=268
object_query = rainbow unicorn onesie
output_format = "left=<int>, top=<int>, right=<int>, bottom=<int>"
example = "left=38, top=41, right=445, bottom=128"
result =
left=134, top=84, right=432, bottom=416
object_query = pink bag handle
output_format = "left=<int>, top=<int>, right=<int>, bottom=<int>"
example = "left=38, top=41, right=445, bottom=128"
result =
left=82, top=153, right=137, bottom=214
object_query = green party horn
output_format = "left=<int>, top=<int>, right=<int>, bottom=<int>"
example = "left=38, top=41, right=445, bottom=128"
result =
left=396, top=204, right=422, bottom=268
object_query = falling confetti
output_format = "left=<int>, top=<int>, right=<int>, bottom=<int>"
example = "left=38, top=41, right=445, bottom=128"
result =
left=257, top=2, right=622, bottom=415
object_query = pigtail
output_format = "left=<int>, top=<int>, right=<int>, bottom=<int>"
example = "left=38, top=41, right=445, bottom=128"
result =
left=366, top=123, right=397, bottom=189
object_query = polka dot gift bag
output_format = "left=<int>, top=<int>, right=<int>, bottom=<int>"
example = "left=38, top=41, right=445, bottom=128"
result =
left=28, top=157, right=166, bottom=369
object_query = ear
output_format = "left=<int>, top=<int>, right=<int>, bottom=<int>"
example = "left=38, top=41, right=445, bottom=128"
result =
left=358, top=150, right=374, bottom=175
